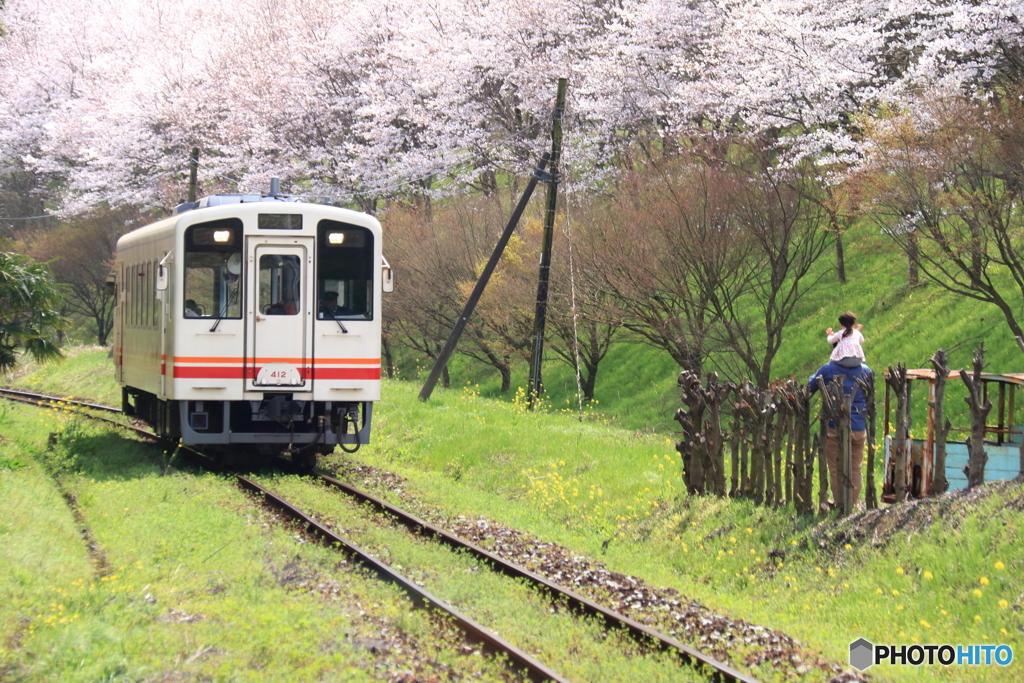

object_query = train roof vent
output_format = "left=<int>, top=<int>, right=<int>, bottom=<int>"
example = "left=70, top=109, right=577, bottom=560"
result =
left=173, top=177, right=303, bottom=214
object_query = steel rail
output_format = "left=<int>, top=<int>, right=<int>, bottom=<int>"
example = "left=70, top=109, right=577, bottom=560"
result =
left=234, top=475, right=572, bottom=683
left=0, top=388, right=159, bottom=442
left=0, top=388, right=571, bottom=683
left=2, top=387, right=758, bottom=682
left=317, top=473, right=759, bottom=683
left=0, top=387, right=120, bottom=413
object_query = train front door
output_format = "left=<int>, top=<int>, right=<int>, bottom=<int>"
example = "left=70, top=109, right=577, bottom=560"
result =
left=245, top=240, right=314, bottom=391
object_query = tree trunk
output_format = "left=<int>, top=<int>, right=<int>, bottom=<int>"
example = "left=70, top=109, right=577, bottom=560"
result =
left=907, top=231, right=920, bottom=287
left=730, top=418, right=742, bottom=497
left=382, top=336, right=396, bottom=379
left=581, top=361, right=597, bottom=402
left=835, top=231, right=847, bottom=285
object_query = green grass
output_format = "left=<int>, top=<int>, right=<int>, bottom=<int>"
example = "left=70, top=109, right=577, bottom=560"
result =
left=344, top=378, right=1024, bottom=681
left=262, top=473, right=707, bottom=683
left=6, top=211, right=1024, bottom=682
left=0, top=400, right=509, bottom=682
left=3, top=345, right=121, bottom=406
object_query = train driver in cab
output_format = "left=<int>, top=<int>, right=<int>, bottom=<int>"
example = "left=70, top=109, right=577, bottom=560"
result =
left=319, top=291, right=349, bottom=318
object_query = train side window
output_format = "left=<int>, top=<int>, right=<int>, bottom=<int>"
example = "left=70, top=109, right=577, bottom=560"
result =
left=184, top=219, right=242, bottom=319
left=316, top=220, right=373, bottom=320
left=131, top=262, right=139, bottom=327
left=150, top=259, right=159, bottom=327
left=144, top=261, right=153, bottom=328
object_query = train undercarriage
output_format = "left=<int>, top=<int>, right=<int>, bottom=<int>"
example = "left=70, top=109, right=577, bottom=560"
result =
left=122, top=387, right=371, bottom=469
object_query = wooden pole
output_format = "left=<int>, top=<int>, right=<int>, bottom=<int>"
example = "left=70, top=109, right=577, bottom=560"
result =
left=856, top=372, right=878, bottom=509
left=527, top=78, right=568, bottom=408
left=419, top=153, right=551, bottom=401
left=929, top=350, right=951, bottom=494
left=840, top=393, right=854, bottom=515
left=188, top=147, right=200, bottom=203
left=961, top=345, right=993, bottom=489
left=885, top=365, right=911, bottom=502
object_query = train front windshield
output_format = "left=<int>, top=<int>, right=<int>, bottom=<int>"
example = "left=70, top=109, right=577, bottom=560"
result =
left=184, top=219, right=243, bottom=319
left=317, top=220, right=373, bottom=320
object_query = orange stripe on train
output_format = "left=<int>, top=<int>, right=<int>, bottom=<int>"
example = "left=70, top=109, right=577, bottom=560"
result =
left=172, top=366, right=380, bottom=380
left=173, top=356, right=380, bottom=365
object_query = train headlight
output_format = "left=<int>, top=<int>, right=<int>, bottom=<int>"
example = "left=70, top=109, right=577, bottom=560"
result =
left=328, top=232, right=345, bottom=245
left=213, top=230, right=231, bottom=243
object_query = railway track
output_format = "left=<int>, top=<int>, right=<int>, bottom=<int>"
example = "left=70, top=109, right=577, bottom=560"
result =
left=3, top=387, right=760, bottom=683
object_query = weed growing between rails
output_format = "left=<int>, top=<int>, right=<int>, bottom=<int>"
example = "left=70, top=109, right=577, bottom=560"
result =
left=38, top=400, right=90, bottom=476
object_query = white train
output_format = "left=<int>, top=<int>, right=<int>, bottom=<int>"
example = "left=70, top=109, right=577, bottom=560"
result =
left=111, top=187, right=391, bottom=467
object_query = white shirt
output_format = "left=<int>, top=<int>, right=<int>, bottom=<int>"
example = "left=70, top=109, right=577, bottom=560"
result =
left=828, top=328, right=865, bottom=361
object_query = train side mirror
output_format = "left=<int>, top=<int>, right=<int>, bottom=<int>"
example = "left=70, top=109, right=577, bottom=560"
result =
left=381, top=256, right=394, bottom=293
left=156, top=250, right=172, bottom=291
left=104, top=272, right=116, bottom=297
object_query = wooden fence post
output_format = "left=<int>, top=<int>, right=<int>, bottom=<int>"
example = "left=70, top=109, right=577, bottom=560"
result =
left=839, top=393, right=854, bottom=515
left=730, top=411, right=742, bottom=496
left=704, top=373, right=732, bottom=497
left=817, top=376, right=848, bottom=512
left=791, top=389, right=810, bottom=513
left=770, top=395, right=787, bottom=507
left=855, top=372, right=878, bottom=509
left=678, top=371, right=707, bottom=494
left=816, top=396, right=830, bottom=512
left=885, top=365, right=911, bottom=502
left=785, top=406, right=795, bottom=507
left=961, top=345, right=992, bottom=489
left=929, top=349, right=952, bottom=494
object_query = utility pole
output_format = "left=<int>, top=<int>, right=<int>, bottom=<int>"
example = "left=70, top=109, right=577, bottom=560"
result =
left=527, top=77, right=567, bottom=409
left=188, top=148, right=200, bottom=203
left=418, top=153, right=552, bottom=401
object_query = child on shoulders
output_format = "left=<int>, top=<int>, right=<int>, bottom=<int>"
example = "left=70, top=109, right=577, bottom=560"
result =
left=826, top=311, right=865, bottom=368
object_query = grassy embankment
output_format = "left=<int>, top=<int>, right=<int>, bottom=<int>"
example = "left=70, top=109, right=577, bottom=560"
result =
left=0, top=355, right=705, bottom=682
left=0, top=389, right=519, bottom=682
left=3, top=344, right=1022, bottom=681
left=450, top=217, right=1024, bottom=433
